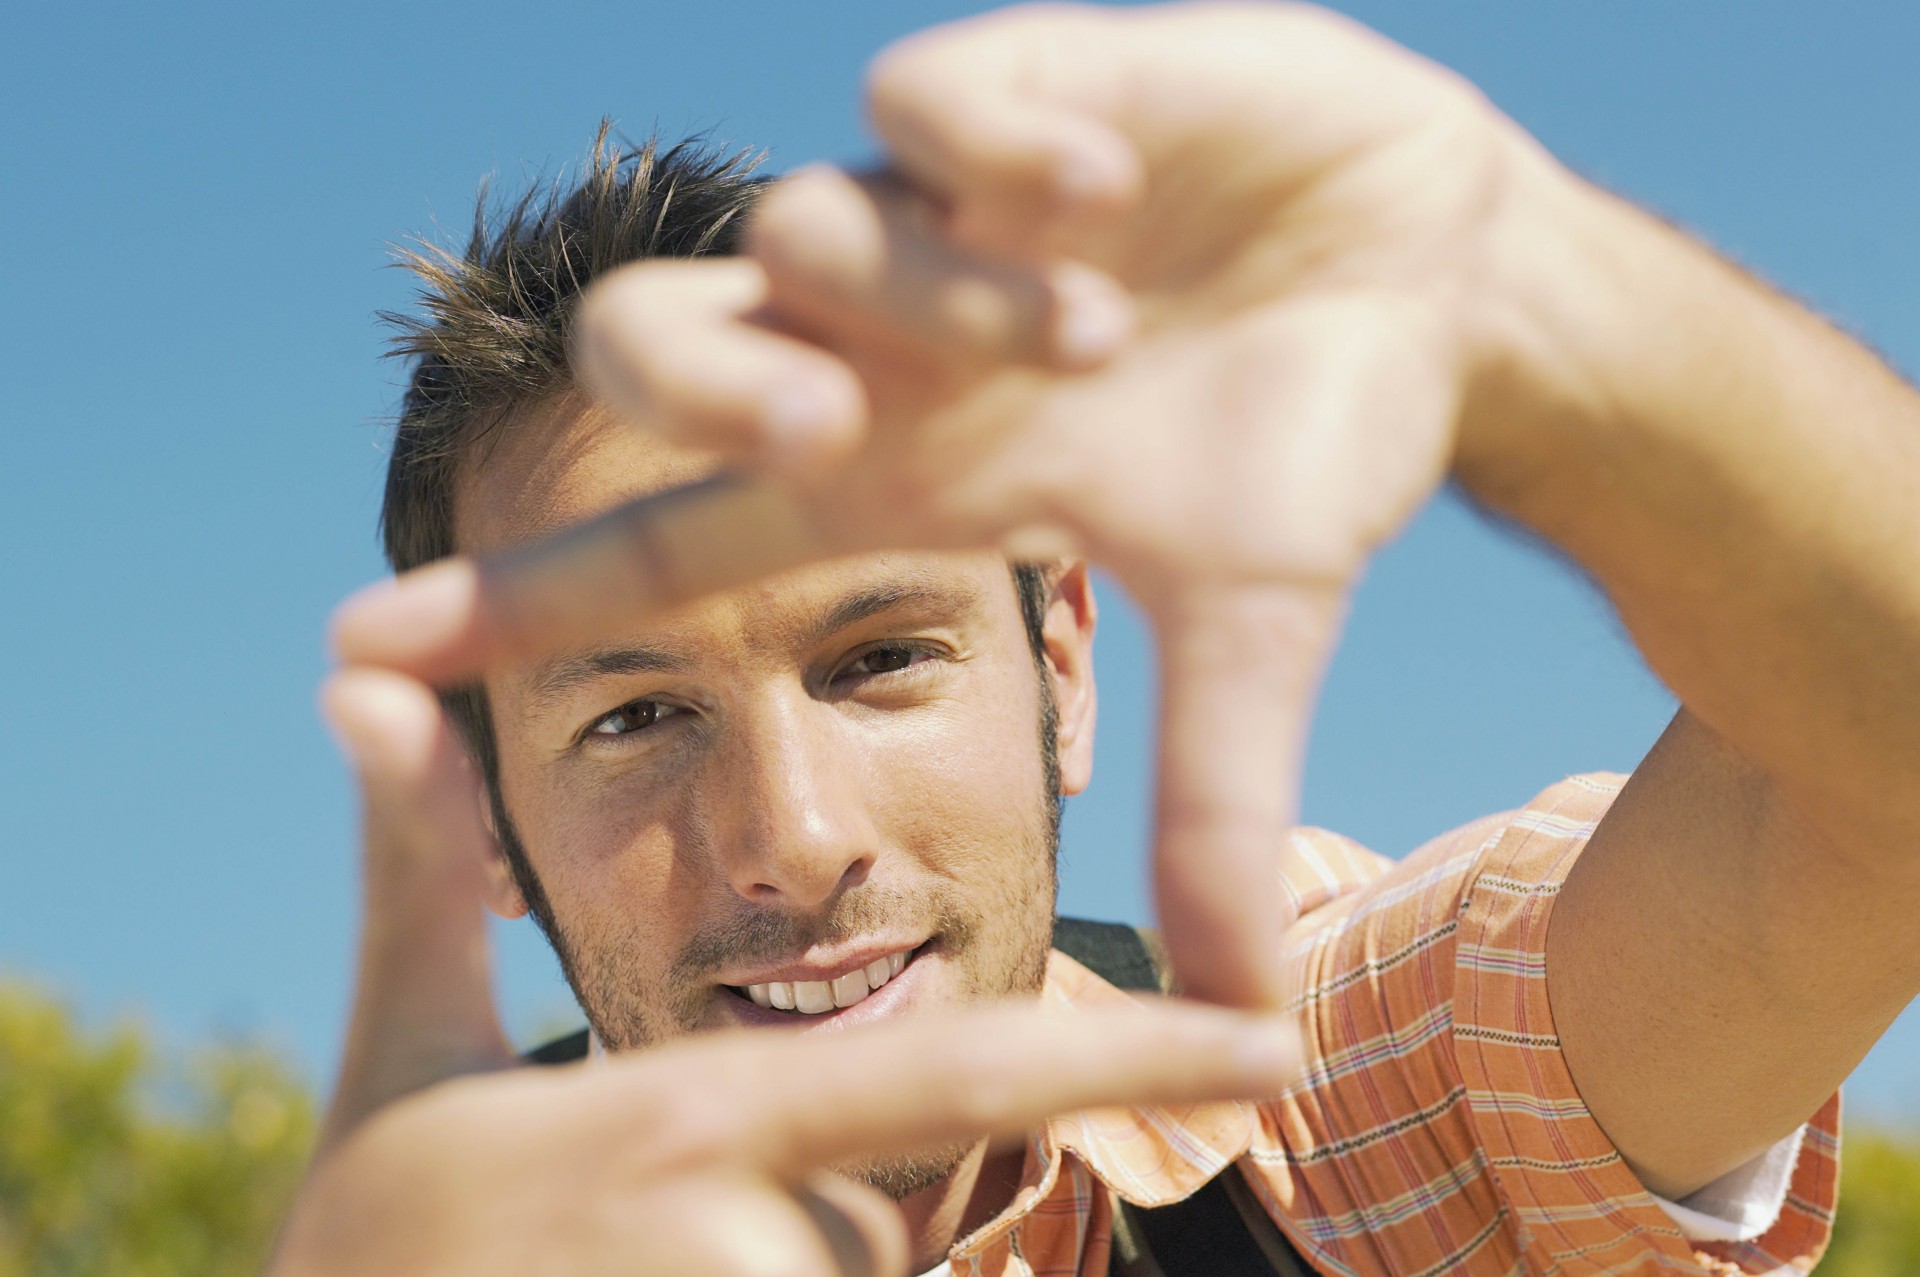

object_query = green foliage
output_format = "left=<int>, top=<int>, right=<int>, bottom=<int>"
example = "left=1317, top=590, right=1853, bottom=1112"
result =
left=0, top=981, right=314, bottom=1277
left=0, top=975, right=1914, bottom=1274
left=1822, top=1125, right=1920, bottom=1276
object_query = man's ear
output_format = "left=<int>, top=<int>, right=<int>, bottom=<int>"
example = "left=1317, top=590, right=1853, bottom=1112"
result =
left=470, top=771, right=531, bottom=920
left=1042, top=561, right=1099, bottom=797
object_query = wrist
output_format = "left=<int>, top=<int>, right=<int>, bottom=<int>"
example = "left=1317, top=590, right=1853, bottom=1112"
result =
left=1450, top=127, right=1658, bottom=530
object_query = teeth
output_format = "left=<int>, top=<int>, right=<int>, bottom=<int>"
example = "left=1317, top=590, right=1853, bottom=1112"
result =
left=831, top=969, right=870, bottom=1007
left=794, top=980, right=835, bottom=1014
left=742, top=947, right=916, bottom=1016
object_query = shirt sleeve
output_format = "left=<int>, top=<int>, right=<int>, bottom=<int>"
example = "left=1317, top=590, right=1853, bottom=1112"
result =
left=1450, top=773, right=1841, bottom=1275
left=1235, top=773, right=1841, bottom=1277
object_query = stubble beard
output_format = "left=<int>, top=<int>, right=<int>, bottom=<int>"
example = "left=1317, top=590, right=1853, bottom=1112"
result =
left=499, top=669, right=1065, bottom=1203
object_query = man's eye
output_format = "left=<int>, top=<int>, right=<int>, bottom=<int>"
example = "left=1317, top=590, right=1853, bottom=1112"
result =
left=587, top=699, right=679, bottom=738
left=847, top=645, right=929, bottom=677
left=852, top=641, right=917, bottom=672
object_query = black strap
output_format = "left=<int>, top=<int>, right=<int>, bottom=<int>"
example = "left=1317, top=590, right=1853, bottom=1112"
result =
left=1051, top=917, right=1172, bottom=993
left=1050, top=921, right=1310, bottom=1277
left=524, top=918, right=1311, bottom=1275
left=525, top=1027, right=590, bottom=1065
left=1110, top=1167, right=1312, bottom=1277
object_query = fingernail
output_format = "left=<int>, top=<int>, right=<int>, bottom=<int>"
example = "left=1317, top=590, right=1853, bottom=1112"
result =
left=1235, top=1018, right=1303, bottom=1084
left=1054, top=142, right=1137, bottom=209
left=761, top=376, right=848, bottom=469
left=319, top=670, right=406, bottom=765
left=1052, top=268, right=1134, bottom=368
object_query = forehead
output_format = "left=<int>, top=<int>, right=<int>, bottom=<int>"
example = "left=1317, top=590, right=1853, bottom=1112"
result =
left=450, top=393, right=1021, bottom=636
left=452, top=392, right=719, bottom=557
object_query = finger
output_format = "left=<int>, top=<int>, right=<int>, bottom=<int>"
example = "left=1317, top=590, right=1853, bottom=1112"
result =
left=319, top=667, right=513, bottom=1148
left=330, top=476, right=839, bottom=684
left=617, top=1172, right=873, bottom=1277
left=866, top=12, right=1144, bottom=251
left=749, top=167, right=1134, bottom=372
left=1141, top=300, right=1459, bottom=1009
left=1146, top=587, right=1345, bottom=1010
left=796, top=1175, right=908, bottom=1277
left=574, top=257, right=869, bottom=474
left=619, top=999, right=1299, bottom=1178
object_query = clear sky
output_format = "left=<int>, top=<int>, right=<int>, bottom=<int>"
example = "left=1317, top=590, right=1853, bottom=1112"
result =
left=3, top=0, right=1915, bottom=1120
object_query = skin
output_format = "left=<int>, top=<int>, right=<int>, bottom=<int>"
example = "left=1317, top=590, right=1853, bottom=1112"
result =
left=301, top=3, right=1920, bottom=1273
left=460, top=395, right=1094, bottom=1244
left=549, top=5, right=1920, bottom=1201
left=289, top=399, right=1306, bottom=1277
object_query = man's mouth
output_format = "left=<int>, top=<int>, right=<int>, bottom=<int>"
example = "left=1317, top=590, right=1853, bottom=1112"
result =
left=726, top=945, right=918, bottom=1016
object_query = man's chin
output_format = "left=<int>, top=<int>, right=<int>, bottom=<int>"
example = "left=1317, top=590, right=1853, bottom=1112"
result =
left=843, top=1141, right=975, bottom=1202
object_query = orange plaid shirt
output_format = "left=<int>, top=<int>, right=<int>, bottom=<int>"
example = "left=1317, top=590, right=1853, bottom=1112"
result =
left=945, top=774, right=1841, bottom=1277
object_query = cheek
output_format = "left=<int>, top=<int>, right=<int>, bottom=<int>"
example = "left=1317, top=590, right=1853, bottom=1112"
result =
left=870, top=682, right=1053, bottom=878
left=504, top=752, right=702, bottom=962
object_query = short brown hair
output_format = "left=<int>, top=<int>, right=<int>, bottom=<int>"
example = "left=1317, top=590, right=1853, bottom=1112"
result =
left=381, top=124, right=764, bottom=576
left=376, top=126, right=1052, bottom=950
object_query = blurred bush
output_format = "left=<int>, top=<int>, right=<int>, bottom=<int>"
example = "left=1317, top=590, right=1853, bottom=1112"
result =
left=0, top=975, right=1912, bottom=1273
left=0, top=981, right=314, bottom=1277
left=1821, top=1125, right=1920, bottom=1276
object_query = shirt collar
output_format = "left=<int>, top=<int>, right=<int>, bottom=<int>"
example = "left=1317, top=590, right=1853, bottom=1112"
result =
left=585, top=948, right=1257, bottom=1256
left=948, top=950, right=1257, bottom=1258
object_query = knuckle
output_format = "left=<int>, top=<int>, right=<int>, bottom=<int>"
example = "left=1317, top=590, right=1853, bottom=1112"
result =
left=613, top=1182, right=837, bottom=1277
left=649, top=1099, right=760, bottom=1174
left=932, top=274, right=1028, bottom=351
left=751, top=174, right=876, bottom=291
left=578, top=263, right=665, bottom=334
left=865, top=38, right=938, bottom=109
left=944, top=1065, right=1024, bottom=1129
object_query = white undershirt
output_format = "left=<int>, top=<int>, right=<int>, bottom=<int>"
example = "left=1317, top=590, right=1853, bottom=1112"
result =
left=1646, top=1124, right=1807, bottom=1243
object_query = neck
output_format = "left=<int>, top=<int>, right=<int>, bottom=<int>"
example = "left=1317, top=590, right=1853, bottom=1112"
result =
left=895, top=1137, right=1029, bottom=1273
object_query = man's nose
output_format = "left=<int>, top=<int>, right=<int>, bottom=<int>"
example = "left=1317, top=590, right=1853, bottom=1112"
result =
left=710, top=695, right=880, bottom=908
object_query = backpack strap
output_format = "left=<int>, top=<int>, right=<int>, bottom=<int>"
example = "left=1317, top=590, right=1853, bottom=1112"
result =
left=525, top=1027, right=590, bottom=1065
left=1109, top=1167, right=1313, bottom=1277
left=1049, top=919, right=1310, bottom=1277
left=1050, top=916, right=1176, bottom=994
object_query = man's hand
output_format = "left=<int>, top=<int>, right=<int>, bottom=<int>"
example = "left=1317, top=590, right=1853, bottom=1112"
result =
left=329, top=0, right=1920, bottom=1200
left=275, top=667, right=1300, bottom=1276
left=333, top=4, right=1531, bottom=1009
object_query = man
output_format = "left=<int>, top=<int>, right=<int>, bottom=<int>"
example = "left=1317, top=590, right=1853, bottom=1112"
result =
left=276, top=4, right=1919, bottom=1275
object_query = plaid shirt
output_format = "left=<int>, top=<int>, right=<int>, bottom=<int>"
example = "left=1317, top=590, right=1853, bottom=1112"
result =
left=945, top=773, right=1841, bottom=1277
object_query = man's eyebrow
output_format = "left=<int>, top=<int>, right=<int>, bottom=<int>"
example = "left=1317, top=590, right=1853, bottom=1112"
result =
left=520, top=644, right=693, bottom=716
left=517, top=575, right=989, bottom=717
left=809, top=577, right=987, bottom=644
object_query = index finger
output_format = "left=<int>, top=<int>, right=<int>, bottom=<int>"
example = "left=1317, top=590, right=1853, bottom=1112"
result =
left=330, top=475, right=837, bottom=683
left=611, top=998, right=1302, bottom=1179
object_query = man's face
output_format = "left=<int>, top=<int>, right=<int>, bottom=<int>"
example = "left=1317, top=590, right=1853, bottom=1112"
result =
left=454, top=394, right=1096, bottom=1081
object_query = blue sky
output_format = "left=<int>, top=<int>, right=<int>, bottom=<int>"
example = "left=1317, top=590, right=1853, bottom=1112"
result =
left=3, top=0, right=1915, bottom=1120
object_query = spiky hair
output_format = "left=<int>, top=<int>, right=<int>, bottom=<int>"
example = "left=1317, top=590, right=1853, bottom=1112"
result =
left=379, top=122, right=765, bottom=575
left=370, top=125, right=1055, bottom=971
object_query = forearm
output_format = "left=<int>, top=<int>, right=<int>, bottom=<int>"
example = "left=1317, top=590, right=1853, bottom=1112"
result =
left=1460, top=136, right=1920, bottom=850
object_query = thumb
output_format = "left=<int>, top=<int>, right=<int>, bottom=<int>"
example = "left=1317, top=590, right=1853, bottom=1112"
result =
left=318, top=667, right=514, bottom=1150
left=1146, top=586, right=1345, bottom=1009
